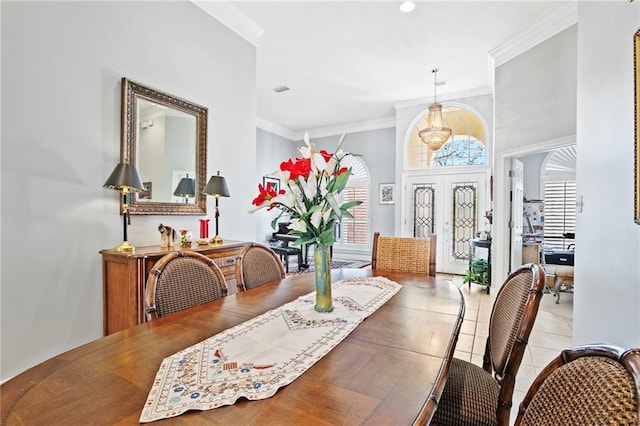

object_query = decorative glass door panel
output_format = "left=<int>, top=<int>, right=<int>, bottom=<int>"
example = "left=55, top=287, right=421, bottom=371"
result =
left=405, top=171, right=487, bottom=274
left=413, top=184, right=435, bottom=238
left=451, top=183, right=477, bottom=261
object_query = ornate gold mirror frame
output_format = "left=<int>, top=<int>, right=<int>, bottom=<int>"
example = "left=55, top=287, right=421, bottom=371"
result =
left=635, top=29, right=640, bottom=224
left=121, top=78, right=207, bottom=215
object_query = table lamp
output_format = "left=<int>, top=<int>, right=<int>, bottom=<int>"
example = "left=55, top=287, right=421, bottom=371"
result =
left=203, top=171, right=230, bottom=244
left=173, top=174, right=195, bottom=203
left=104, top=162, right=145, bottom=252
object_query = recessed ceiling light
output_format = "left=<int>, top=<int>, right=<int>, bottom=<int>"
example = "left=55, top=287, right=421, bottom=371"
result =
left=272, top=85, right=290, bottom=93
left=400, top=1, right=415, bottom=13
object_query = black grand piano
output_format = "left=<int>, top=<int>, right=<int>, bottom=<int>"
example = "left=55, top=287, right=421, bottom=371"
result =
left=271, top=222, right=309, bottom=269
left=271, top=222, right=339, bottom=270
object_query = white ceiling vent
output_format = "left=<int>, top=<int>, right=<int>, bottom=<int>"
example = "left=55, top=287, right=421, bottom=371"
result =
left=272, top=85, right=290, bottom=93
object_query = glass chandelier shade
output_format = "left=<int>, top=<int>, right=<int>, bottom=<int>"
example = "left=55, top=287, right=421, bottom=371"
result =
left=418, top=69, right=452, bottom=151
left=419, top=103, right=452, bottom=151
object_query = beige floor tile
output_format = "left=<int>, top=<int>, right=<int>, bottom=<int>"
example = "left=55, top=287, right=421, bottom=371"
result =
left=453, top=350, right=471, bottom=362
left=474, top=322, right=489, bottom=338
left=472, top=336, right=486, bottom=355
left=460, top=319, right=477, bottom=335
left=520, top=346, right=535, bottom=367
left=514, top=365, right=538, bottom=392
left=534, top=310, right=560, bottom=321
left=529, top=345, right=561, bottom=368
left=471, top=353, right=484, bottom=367
left=511, top=390, right=526, bottom=423
left=529, top=316, right=572, bottom=336
left=528, top=330, right=573, bottom=352
left=463, top=308, right=479, bottom=321
left=456, top=332, right=474, bottom=353
left=461, top=301, right=481, bottom=313
left=476, top=309, right=492, bottom=323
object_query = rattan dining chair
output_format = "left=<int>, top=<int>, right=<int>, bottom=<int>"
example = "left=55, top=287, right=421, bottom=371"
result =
left=515, top=345, right=640, bottom=426
left=371, top=232, right=437, bottom=276
left=145, top=250, right=228, bottom=320
left=235, top=242, right=286, bottom=292
left=431, top=263, right=546, bottom=426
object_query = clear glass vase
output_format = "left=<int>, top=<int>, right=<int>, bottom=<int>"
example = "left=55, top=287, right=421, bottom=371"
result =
left=313, top=244, right=333, bottom=313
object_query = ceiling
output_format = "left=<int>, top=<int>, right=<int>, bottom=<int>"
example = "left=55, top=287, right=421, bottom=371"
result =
left=196, top=1, right=574, bottom=139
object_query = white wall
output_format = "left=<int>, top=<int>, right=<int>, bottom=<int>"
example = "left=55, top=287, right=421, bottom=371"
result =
left=493, top=25, right=577, bottom=283
left=495, top=26, right=577, bottom=151
left=517, top=152, right=547, bottom=200
left=573, top=2, right=640, bottom=348
left=1, top=1, right=257, bottom=381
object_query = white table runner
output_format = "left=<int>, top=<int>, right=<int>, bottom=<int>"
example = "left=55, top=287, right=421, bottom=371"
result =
left=140, top=276, right=401, bottom=423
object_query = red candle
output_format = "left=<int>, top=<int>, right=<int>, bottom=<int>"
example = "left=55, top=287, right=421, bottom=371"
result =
left=199, top=219, right=210, bottom=239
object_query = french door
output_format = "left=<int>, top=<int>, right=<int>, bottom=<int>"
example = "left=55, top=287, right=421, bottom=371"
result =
left=404, top=171, right=488, bottom=274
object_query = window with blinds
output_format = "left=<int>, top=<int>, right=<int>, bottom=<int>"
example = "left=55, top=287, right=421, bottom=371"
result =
left=543, top=181, right=576, bottom=251
left=337, top=187, right=368, bottom=246
left=334, top=156, right=369, bottom=249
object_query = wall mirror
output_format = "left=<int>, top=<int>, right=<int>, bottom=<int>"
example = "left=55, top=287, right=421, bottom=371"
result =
left=121, top=77, right=207, bottom=215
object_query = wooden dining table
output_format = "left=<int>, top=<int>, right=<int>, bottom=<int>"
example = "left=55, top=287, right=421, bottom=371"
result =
left=1, top=268, right=464, bottom=425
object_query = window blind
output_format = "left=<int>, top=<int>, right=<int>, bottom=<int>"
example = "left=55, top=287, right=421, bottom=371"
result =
left=543, top=181, right=576, bottom=251
left=337, top=186, right=368, bottom=246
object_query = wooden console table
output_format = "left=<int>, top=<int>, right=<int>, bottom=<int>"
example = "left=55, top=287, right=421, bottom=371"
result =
left=99, top=240, right=246, bottom=335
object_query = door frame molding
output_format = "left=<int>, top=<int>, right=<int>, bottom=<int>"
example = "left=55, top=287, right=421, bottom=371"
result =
left=493, top=135, right=576, bottom=287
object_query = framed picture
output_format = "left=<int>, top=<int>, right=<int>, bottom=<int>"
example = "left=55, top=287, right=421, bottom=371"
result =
left=263, top=176, right=280, bottom=193
left=139, top=181, right=152, bottom=200
left=635, top=29, right=640, bottom=224
left=379, top=183, right=395, bottom=204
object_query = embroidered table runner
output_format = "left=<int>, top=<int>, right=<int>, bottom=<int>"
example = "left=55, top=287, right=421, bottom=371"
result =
left=140, top=276, right=401, bottom=423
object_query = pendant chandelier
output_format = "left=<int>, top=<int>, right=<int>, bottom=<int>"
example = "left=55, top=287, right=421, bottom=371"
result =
left=418, top=68, right=452, bottom=151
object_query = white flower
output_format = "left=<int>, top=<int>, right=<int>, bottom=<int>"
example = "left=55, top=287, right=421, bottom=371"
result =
left=300, top=174, right=317, bottom=200
left=299, top=131, right=314, bottom=158
left=272, top=191, right=295, bottom=209
left=289, top=218, right=307, bottom=233
left=311, top=152, right=328, bottom=174
left=310, top=210, right=323, bottom=229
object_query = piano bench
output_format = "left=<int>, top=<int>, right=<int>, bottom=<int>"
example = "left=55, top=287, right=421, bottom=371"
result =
left=271, top=246, right=302, bottom=273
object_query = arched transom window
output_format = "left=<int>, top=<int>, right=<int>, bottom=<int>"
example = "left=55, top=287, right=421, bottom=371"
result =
left=407, top=105, right=487, bottom=169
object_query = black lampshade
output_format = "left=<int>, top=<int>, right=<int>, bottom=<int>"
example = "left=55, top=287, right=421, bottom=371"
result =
left=103, top=163, right=144, bottom=192
left=203, top=172, right=230, bottom=197
left=173, top=174, right=196, bottom=197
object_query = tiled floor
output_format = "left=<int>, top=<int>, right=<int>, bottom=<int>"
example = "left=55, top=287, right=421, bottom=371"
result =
left=440, top=273, right=573, bottom=421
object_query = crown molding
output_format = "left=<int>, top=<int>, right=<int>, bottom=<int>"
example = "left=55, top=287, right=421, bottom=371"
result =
left=192, top=1, right=264, bottom=46
left=256, top=118, right=297, bottom=141
left=394, top=86, right=493, bottom=111
left=291, top=117, right=396, bottom=141
left=257, top=116, right=397, bottom=141
left=489, top=2, right=578, bottom=68
left=499, top=135, right=576, bottom=158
